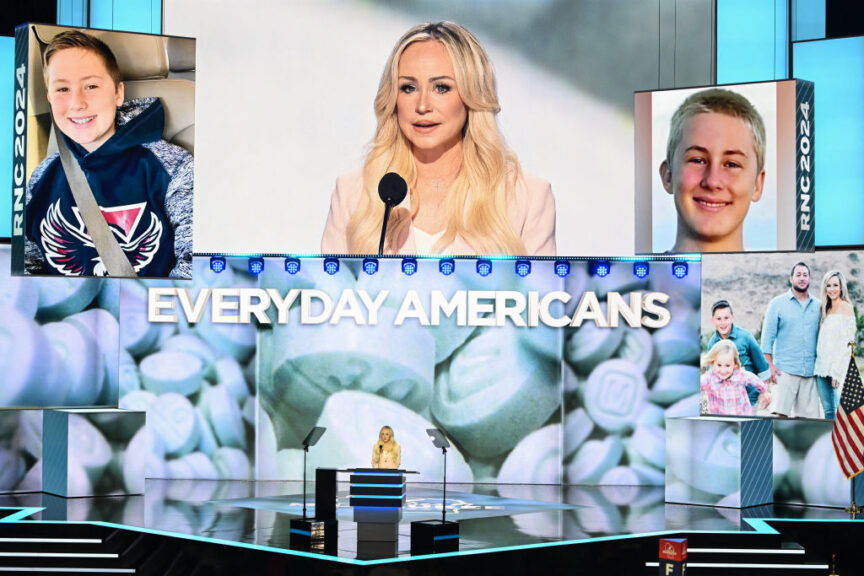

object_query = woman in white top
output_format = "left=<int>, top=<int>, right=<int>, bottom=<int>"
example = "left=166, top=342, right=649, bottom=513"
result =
left=320, top=21, right=556, bottom=257
left=372, top=425, right=402, bottom=469
left=814, top=270, right=857, bottom=420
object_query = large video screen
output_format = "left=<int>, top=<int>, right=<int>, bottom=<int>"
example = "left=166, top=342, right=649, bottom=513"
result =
left=635, top=80, right=813, bottom=255
left=0, top=244, right=120, bottom=409
left=159, top=0, right=712, bottom=256
left=110, top=255, right=701, bottom=484
left=701, top=251, right=862, bottom=419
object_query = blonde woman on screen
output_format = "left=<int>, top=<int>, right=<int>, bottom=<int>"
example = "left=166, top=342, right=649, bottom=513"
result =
left=814, top=270, right=856, bottom=419
left=372, top=425, right=401, bottom=469
left=321, top=21, right=556, bottom=256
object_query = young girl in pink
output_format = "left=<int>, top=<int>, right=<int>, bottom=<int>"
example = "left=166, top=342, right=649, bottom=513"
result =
left=701, top=340, right=770, bottom=416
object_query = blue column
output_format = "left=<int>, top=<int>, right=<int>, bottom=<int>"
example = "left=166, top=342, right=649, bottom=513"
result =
left=792, top=0, right=826, bottom=41
left=794, top=37, right=864, bottom=246
left=56, top=0, right=88, bottom=27
left=58, top=0, right=161, bottom=34
left=717, top=0, right=789, bottom=83
left=0, top=37, right=13, bottom=238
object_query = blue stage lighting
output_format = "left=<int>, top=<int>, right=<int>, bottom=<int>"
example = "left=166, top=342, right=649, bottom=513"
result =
left=401, top=258, right=418, bottom=276
left=439, top=258, right=455, bottom=275
left=633, top=262, right=649, bottom=279
left=248, top=258, right=264, bottom=275
left=554, top=260, right=570, bottom=278
left=362, top=257, right=379, bottom=275
left=323, top=257, right=340, bottom=275
left=210, top=256, right=226, bottom=273
left=284, top=258, right=301, bottom=274
left=672, top=261, right=689, bottom=279
left=515, top=260, right=531, bottom=277
left=476, top=259, right=493, bottom=277
left=590, top=260, right=611, bottom=277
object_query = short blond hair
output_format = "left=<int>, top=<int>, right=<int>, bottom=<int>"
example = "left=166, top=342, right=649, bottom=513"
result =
left=666, top=88, right=766, bottom=173
left=703, top=339, right=741, bottom=370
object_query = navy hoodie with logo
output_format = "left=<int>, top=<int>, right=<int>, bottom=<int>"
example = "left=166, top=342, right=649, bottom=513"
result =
left=25, top=97, right=193, bottom=278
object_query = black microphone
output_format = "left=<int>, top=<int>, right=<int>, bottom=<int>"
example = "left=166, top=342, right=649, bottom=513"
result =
left=377, top=172, right=408, bottom=256
left=379, top=444, right=383, bottom=452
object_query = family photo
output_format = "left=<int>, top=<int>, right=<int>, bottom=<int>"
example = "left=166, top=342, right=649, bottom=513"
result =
left=701, top=251, right=864, bottom=419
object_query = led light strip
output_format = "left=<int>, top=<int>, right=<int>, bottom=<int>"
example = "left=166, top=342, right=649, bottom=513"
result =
left=687, top=548, right=805, bottom=554
left=0, top=539, right=101, bottom=544
left=0, top=569, right=134, bottom=574
left=646, top=562, right=828, bottom=569
left=0, top=553, right=118, bottom=558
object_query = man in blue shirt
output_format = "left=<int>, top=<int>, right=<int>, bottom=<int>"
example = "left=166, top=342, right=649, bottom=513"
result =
left=761, top=262, right=822, bottom=418
left=708, top=299, right=769, bottom=405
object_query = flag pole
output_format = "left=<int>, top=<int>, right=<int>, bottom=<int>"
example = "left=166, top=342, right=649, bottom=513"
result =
left=845, top=343, right=861, bottom=520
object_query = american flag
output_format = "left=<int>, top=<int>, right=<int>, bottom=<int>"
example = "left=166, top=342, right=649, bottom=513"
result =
left=832, top=355, right=864, bottom=480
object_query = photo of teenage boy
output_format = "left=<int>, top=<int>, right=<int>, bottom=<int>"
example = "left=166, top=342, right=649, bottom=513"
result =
left=24, top=30, right=193, bottom=278
left=761, top=262, right=822, bottom=418
left=707, top=299, right=770, bottom=406
left=659, top=88, right=766, bottom=253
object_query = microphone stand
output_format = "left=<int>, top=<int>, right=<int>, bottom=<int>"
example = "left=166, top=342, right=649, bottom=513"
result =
left=378, top=204, right=393, bottom=256
left=302, top=443, right=309, bottom=520
left=441, top=445, right=447, bottom=524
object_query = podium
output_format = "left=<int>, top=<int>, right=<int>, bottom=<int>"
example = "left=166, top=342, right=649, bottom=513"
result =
left=348, top=468, right=412, bottom=558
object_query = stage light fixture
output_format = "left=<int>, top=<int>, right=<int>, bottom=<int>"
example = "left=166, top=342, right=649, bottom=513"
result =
left=476, top=259, right=493, bottom=277
left=323, top=257, right=340, bottom=275
left=401, top=258, right=418, bottom=276
left=633, top=262, right=649, bottom=279
left=439, top=259, right=455, bottom=275
left=514, top=260, right=531, bottom=277
left=672, top=261, right=689, bottom=279
left=248, top=257, right=264, bottom=275
left=590, top=260, right=611, bottom=277
left=362, top=257, right=379, bottom=275
left=210, top=256, right=226, bottom=273
left=284, top=258, right=301, bottom=274
left=554, top=260, right=570, bottom=278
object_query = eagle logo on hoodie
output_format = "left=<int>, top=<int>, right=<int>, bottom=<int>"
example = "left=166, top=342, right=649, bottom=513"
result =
left=39, top=199, right=163, bottom=276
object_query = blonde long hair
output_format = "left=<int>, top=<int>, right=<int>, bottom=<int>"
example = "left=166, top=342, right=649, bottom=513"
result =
left=820, top=270, right=852, bottom=322
left=346, top=21, right=525, bottom=255
left=378, top=425, right=398, bottom=454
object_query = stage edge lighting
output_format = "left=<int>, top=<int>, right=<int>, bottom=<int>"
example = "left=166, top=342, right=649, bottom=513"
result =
left=672, top=261, right=688, bottom=279
left=323, top=257, right=340, bottom=275
left=248, top=257, right=264, bottom=275
left=554, top=260, right=570, bottom=277
left=363, top=257, right=379, bottom=275
left=401, top=258, right=418, bottom=276
left=284, top=258, right=301, bottom=274
left=476, top=259, right=493, bottom=277
left=590, top=260, right=610, bottom=277
left=633, top=262, right=649, bottom=279
left=210, top=256, right=226, bottom=273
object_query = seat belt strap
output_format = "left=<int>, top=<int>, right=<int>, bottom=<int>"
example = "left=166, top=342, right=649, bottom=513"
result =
left=54, top=124, right=137, bottom=277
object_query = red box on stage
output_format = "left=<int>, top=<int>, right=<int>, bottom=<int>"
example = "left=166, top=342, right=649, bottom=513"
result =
left=659, top=538, right=687, bottom=562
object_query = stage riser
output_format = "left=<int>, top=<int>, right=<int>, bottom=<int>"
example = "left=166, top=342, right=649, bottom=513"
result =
left=0, top=525, right=131, bottom=572
left=678, top=550, right=810, bottom=563
left=643, top=562, right=828, bottom=576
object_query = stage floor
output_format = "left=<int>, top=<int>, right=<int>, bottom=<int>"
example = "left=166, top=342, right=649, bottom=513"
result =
left=0, top=479, right=854, bottom=562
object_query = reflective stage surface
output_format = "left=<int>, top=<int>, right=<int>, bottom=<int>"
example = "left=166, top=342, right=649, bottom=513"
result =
left=0, top=479, right=853, bottom=561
